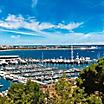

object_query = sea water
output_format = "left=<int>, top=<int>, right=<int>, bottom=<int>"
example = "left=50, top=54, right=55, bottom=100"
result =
left=0, top=46, right=103, bottom=59
left=0, top=77, right=11, bottom=92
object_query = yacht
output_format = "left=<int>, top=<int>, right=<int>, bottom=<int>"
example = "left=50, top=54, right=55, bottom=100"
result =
left=90, top=46, right=98, bottom=49
left=80, top=46, right=98, bottom=50
left=80, top=47, right=87, bottom=50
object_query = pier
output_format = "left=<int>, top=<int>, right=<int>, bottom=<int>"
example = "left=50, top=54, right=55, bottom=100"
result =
left=0, top=71, right=47, bottom=85
left=0, top=53, right=95, bottom=85
left=41, top=57, right=93, bottom=64
left=0, top=62, right=81, bottom=84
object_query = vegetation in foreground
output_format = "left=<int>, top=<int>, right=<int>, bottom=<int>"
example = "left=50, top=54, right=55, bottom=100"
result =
left=0, top=58, right=104, bottom=104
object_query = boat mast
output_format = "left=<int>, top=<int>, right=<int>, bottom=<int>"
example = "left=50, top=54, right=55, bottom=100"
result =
left=41, top=52, right=44, bottom=64
left=42, top=52, right=44, bottom=60
left=71, top=45, right=74, bottom=61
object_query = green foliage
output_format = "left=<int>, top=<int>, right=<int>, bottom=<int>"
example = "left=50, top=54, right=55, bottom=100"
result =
left=76, top=58, right=104, bottom=103
left=55, top=78, right=73, bottom=104
left=87, top=94, right=102, bottom=104
left=47, top=78, right=103, bottom=104
left=72, top=87, right=87, bottom=104
left=0, top=96, right=10, bottom=104
left=77, top=61, right=104, bottom=94
left=0, top=78, right=103, bottom=104
left=2, top=80, right=45, bottom=104
left=55, top=78, right=72, bottom=96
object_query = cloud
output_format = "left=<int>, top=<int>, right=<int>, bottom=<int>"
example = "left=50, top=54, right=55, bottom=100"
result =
left=39, top=31, right=104, bottom=45
left=11, top=35, right=20, bottom=39
left=0, top=29, right=44, bottom=37
left=32, top=0, right=38, bottom=8
left=1, top=14, right=104, bottom=45
left=0, top=15, right=24, bottom=29
left=0, top=14, right=83, bottom=34
left=56, top=22, right=83, bottom=30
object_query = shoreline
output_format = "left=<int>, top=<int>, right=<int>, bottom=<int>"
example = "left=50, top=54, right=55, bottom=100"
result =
left=0, top=48, right=73, bottom=51
left=0, top=47, right=98, bottom=51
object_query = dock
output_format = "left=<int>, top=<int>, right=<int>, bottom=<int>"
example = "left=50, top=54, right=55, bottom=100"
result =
left=0, top=62, right=81, bottom=84
left=0, top=71, right=47, bottom=85
left=0, top=53, right=95, bottom=85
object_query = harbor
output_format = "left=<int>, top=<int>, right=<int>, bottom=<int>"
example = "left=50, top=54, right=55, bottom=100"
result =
left=0, top=45, right=103, bottom=94
left=0, top=53, right=90, bottom=86
left=0, top=53, right=95, bottom=87
left=0, top=55, right=82, bottom=84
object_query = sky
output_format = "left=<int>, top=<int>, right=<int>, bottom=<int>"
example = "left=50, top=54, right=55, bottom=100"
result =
left=0, top=0, right=104, bottom=45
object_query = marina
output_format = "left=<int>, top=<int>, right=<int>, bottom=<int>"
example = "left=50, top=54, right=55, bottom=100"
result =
left=0, top=54, right=87, bottom=90
left=0, top=45, right=104, bottom=93
left=0, top=55, right=95, bottom=89
left=0, top=61, right=81, bottom=84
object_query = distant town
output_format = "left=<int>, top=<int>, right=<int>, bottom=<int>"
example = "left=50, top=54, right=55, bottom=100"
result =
left=0, top=45, right=100, bottom=50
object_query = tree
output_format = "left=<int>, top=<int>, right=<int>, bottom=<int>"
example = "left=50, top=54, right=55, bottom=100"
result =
left=0, top=96, right=10, bottom=104
left=87, top=94, right=102, bottom=104
left=6, top=80, right=45, bottom=104
left=76, top=58, right=104, bottom=103
left=95, top=58, right=104, bottom=93
left=0, top=77, right=103, bottom=104
left=47, top=77, right=87, bottom=104
left=47, top=77, right=103, bottom=104
left=72, top=87, right=87, bottom=104
left=77, top=63, right=98, bottom=94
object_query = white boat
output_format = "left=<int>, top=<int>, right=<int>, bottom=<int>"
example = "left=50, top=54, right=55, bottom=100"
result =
left=80, top=47, right=87, bottom=50
left=80, top=46, right=98, bottom=50
left=12, top=78, right=19, bottom=82
left=0, top=84, right=3, bottom=87
left=90, top=46, right=98, bottom=49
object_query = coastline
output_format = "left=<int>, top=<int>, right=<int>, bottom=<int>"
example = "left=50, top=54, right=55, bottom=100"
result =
left=0, top=47, right=98, bottom=51
left=0, top=48, right=72, bottom=51
left=0, top=45, right=99, bottom=51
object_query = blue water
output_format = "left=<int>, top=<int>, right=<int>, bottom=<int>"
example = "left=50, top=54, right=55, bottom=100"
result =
left=0, top=77, right=11, bottom=92
left=0, top=45, right=104, bottom=92
left=0, top=47, right=104, bottom=59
